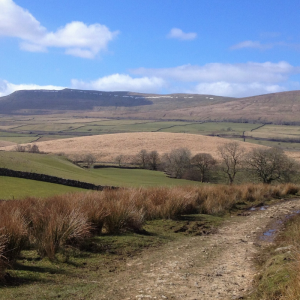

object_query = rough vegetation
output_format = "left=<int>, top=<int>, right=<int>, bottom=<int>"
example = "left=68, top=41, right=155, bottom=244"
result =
left=0, top=183, right=299, bottom=282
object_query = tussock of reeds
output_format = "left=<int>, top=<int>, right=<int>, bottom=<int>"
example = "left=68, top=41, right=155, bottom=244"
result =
left=0, top=183, right=299, bottom=266
left=0, top=202, right=28, bottom=262
left=0, top=233, right=7, bottom=281
left=29, top=197, right=91, bottom=260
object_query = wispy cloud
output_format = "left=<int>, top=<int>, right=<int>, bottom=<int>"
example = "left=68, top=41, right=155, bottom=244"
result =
left=0, top=0, right=119, bottom=58
left=190, top=82, right=285, bottom=97
left=230, top=40, right=273, bottom=50
left=132, top=62, right=297, bottom=83
left=167, top=28, right=197, bottom=41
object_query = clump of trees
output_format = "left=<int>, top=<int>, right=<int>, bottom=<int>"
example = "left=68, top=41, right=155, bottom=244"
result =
left=132, top=143, right=299, bottom=185
left=162, top=148, right=191, bottom=178
left=245, top=147, right=298, bottom=184
left=191, top=153, right=217, bottom=182
left=135, top=149, right=160, bottom=170
left=15, top=144, right=40, bottom=153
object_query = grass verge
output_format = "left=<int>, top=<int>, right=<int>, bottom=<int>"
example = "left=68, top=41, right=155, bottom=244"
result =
left=248, top=213, right=300, bottom=300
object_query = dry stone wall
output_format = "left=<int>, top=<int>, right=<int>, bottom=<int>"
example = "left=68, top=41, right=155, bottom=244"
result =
left=0, top=168, right=117, bottom=191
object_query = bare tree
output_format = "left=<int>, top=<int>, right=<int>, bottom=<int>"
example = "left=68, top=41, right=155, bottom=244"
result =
left=83, top=154, right=96, bottom=168
left=146, top=150, right=160, bottom=170
left=27, top=144, right=40, bottom=153
left=191, top=153, right=216, bottom=182
left=246, top=147, right=298, bottom=184
left=136, top=149, right=148, bottom=169
left=15, top=145, right=26, bottom=152
left=217, top=142, right=244, bottom=184
left=115, top=154, right=124, bottom=167
left=162, top=148, right=191, bottom=178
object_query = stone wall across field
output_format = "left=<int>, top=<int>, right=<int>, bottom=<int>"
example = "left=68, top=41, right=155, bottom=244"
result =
left=0, top=168, right=117, bottom=191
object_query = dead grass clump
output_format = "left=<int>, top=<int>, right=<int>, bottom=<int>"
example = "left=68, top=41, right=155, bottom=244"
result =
left=0, top=202, right=28, bottom=262
left=135, top=187, right=198, bottom=220
left=241, top=184, right=263, bottom=202
left=74, top=193, right=110, bottom=234
left=103, top=196, right=145, bottom=234
left=200, top=187, right=233, bottom=215
left=0, top=233, right=7, bottom=281
left=29, top=196, right=91, bottom=260
left=281, top=183, right=300, bottom=196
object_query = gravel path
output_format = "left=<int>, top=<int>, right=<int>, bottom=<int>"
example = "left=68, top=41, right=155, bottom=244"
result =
left=96, top=199, right=300, bottom=300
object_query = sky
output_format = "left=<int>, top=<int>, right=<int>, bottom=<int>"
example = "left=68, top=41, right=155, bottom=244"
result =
left=1, top=0, right=300, bottom=98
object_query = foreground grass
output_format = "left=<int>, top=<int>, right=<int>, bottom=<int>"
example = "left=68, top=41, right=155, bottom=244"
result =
left=0, top=183, right=299, bottom=299
left=248, top=213, right=300, bottom=300
left=0, top=214, right=223, bottom=300
left=0, top=177, right=84, bottom=200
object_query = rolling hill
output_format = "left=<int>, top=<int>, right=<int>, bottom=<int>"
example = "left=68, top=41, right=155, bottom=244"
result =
left=2, top=132, right=266, bottom=162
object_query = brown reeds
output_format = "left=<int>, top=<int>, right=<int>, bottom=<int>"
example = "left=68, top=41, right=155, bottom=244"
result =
left=0, top=232, right=7, bottom=281
left=0, top=183, right=299, bottom=263
left=28, top=196, right=91, bottom=260
left=0, top=201, right=28, bottom=262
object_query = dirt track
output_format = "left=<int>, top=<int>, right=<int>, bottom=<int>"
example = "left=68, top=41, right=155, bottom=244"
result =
left=95, top=199, right=300, bottom=300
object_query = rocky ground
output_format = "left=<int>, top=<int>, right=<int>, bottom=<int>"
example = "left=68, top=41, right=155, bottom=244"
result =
left=94, top=199, right=300, bottom=300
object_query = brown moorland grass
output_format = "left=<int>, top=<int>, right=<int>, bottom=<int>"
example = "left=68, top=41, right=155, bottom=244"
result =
left=2, top=132, right=268, bottom=162
left=0, top=140, right=16, bottom=147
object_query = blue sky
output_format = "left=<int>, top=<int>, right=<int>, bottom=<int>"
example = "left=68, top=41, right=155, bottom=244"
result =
left=1, top=0, right=300, bottom=97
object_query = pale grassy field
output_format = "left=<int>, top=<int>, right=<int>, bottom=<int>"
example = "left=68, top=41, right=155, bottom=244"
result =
left=0, top=140, right=16, bottom=147
left=1, top=132, right=268, bottom=162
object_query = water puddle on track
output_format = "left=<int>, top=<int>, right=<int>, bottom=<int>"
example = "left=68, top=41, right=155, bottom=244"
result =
left=259, top=208, right=300, bottom=242
left=249, top=206, right=269, bottom=211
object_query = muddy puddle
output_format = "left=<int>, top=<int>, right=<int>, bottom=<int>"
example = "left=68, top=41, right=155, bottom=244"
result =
left=258, top=207, right=300, bottom=242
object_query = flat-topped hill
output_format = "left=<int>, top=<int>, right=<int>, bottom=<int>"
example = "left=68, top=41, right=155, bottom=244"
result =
left=0, top=88, right=233, bottom=116
left=2, top=89, right=300, bottom=123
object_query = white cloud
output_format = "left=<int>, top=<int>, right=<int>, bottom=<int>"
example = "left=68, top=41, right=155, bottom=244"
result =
left=0, top=0, right=119, bottom=58
left=71, top=74, right=166, bottom=93
left=132, top=61, right=297, bottom=84
left=167, top=28, right=197, bottom=41
left=190, top=82, right=285, bottom=97
left=0, top=79, right=64, bottom=97
left=230, top=40, right=273, bottom=50
left=131, top=61, right=300, bottom=97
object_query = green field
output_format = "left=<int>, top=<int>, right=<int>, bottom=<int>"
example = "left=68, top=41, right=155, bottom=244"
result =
left=92, top=168, right=201, bottom=187
left=0, top=176, right=84, bottom=200
left=0, top=152, right=200, bottom=189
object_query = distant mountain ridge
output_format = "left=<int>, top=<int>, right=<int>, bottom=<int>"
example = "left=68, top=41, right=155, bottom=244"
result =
left=1, top=88, right=300, bottom=123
